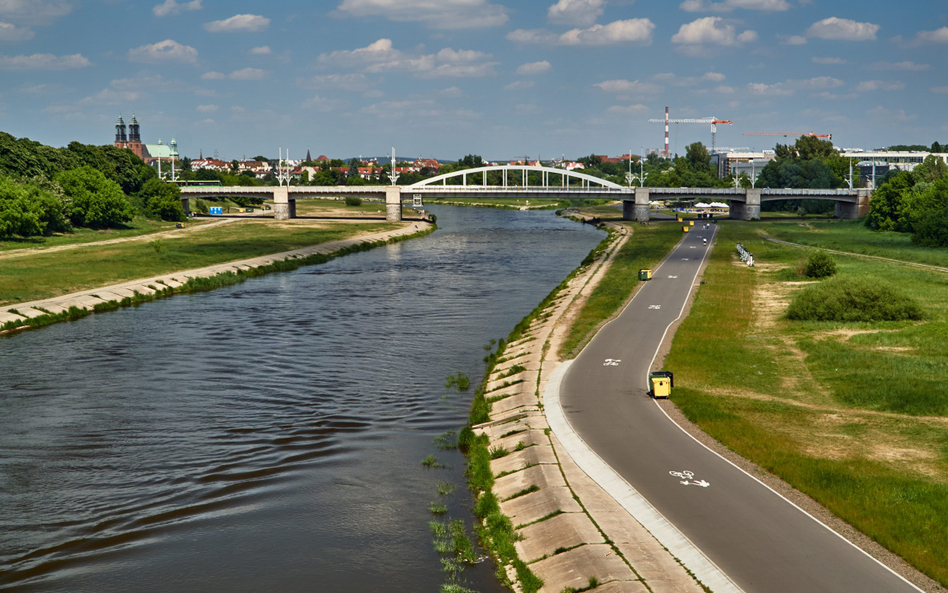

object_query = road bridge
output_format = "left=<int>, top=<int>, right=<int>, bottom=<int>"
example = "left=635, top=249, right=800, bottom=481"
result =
left=179, top=165, right=872, bottom=222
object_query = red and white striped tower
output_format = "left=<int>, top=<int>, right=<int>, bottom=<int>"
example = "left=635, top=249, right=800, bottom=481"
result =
left=664, top=106, right=670, bottom=158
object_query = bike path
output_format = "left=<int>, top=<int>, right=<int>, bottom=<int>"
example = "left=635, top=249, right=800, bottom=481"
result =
left=558, top=224, right=920, bottom=593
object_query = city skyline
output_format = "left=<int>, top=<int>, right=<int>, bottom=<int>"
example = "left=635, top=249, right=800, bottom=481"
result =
left=1, top=0, right=946, bottom=160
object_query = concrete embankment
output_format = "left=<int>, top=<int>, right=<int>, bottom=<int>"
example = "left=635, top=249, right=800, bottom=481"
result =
left=473, top=222, right=705, bottom=593
left=0, top=222, right=431, bottom=334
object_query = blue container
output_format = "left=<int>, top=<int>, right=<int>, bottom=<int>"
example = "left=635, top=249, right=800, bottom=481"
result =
left=209, top=207, right=223, bottom=215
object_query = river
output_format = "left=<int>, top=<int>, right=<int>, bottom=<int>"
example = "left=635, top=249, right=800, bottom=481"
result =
left=0, top=205, right=606, bottom=592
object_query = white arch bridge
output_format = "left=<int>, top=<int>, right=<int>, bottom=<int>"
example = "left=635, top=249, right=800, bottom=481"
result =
left=179, top=165, right=872, bottom=221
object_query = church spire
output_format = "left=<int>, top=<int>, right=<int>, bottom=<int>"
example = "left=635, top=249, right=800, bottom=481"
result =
left=128, top=114, right=140, bottom=143
left=115, top=114, right=127, bottom=143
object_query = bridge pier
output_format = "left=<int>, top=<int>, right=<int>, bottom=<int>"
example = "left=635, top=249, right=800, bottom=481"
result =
left=385, top=186, right=402, bottom=222
left=622, top=188, right=650, bottom=221
left=180, top=197, right=190, bottom=216
left=273, top=186, right=294, bottom=220
left=730, top=189, right=760, bottom=220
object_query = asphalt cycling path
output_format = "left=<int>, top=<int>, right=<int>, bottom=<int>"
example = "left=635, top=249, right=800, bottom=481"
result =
left=559, top=223, right=920, bottom=593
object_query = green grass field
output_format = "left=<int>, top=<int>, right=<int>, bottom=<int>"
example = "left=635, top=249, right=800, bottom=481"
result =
left=0, top=221, right=397, bottom=305
left=0, top=217, right=198, bottom=252
left=559, top=222, right=684, bottom=358
left=664, top=220, right=948, bottom=586
left=758, top=218, right=948, bottom=268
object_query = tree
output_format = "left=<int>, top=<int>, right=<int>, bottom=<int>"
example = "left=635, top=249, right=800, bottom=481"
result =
left=458, top=154, right=483, bottom=169
left=910, top=179, right=948, bottom=247
left=932, top=141, right=943, bottom=153
left=0, top=176, right=70, bottom=238
left=138, top=178, right=185, bottom=222
left=912, top=154, right=948, bottom=184
left=684, top=142, right=712, bottom=174
left=230, top=160, right=240, bottom=173
left=578, top=154, right=602, bottom=168
left=55, top=166, right=134, bottom=229
left=864, top=171, right=914, bottom=232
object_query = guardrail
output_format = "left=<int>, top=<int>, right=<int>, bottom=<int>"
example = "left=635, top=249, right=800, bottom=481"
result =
left=736, top=242, right=754, bottom=267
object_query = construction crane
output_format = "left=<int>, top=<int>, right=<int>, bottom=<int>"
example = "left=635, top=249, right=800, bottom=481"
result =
left=649, top=107, right=733, bottom=155
left=743, top=131, right=833, bottom=140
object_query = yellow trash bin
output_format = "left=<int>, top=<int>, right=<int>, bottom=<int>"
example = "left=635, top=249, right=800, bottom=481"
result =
left=689, top=220, right=695, bottom=227
left=683, top=226, right=690, bottom=232
left=648, top=371, right=674, bottom=398
left=677, top=217, right=683, bottom=223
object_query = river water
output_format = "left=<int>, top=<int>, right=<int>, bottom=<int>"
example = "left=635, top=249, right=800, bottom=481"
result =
left=0, top=206, right=605, bottom=592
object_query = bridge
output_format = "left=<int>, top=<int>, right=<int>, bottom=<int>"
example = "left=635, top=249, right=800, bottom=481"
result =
left=179, top=165, right=872, bottom=222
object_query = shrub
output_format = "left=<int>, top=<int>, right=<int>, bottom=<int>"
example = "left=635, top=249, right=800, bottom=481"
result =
left=138, top=178, right=186, bottom=222
left=803, top=249, right=837, bottom=279
left=0, top=176, right=69, bottom=238
left=786, top=277, right=924, bottom=322
left=56, top=166, right=133, bottom=228
left=344, top=196, right=362, bottom=207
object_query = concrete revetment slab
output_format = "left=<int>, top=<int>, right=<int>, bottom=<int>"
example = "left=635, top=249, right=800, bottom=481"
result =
left=490, top=443, right=557, bottom=477
left=494, top=464, right=566, bottom=501
left=530, top=544, right=639, bottom=593
left=516, top=512, right=605, bottom=562
left=500, top=486, right=582, bottom=526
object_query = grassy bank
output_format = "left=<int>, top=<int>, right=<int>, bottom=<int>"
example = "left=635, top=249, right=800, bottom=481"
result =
left=559, top=222, right=684, bottom=358
left=0, top=220, right=398, bottom=305
left=758, top=218, right=948, bottom=268
left=1, top=224, right=432, bottom=335
left=0, top=217, right=205, bottom=252
left=664, top=220, right=948, bottom=587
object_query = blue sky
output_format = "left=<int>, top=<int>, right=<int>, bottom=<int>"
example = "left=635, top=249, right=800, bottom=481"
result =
left=1, top=0, right=946, bottom=160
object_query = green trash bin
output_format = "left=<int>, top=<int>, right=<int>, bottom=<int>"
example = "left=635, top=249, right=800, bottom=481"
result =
left=639, top=269, right=653, bottom=281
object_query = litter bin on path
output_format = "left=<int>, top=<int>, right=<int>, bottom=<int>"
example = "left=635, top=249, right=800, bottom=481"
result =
left=648, top=371, right=674, bottom=398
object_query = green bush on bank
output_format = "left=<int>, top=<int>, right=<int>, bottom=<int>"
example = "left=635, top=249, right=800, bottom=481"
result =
left=803, top=249, right=837, bottom=279
left=786, top=277, right=924, bottom=322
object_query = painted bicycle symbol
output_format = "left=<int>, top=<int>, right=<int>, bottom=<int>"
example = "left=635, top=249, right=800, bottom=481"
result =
left=669, top=470, right=694, bottom=480
left=669, top=469, right=710, bottom=488
left=603, top=359, right=621, bottom=366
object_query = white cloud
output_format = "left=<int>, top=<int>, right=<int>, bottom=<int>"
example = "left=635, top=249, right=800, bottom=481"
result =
left=856, top=80, right=904, bottom=92
left=516, top=60, right=551, bottom=75
left=747, top=76, right=842, bottom=96
left=715, top=85, right=735, bottom=93
left=196, top=104, right=217, bottom=112
left=308, top=73, right=372, bottom=91
left=0, top=21, right=33, bottom=41
left=869, top=61, right=927, bottom=71
left=508, top=19, right=655, bottom=46
left=806, top=17, right=879, bottom=41
left=335, top=0, right=508, bottom=29
left=548, top=0, right=604, bottom=27
left=204, top=14, right=269, bottom=33
left=153, top=0, right=202, bottom=17
left=128, top=39, right=198, bottom=63
left=440, top=86, right=463, bottom=97
left=0, top=52, right=90, bottom=69
left=812, top=56, right=845, bottom=64
left=202, top=71, right=225, bottom=80
left=300, top=94, right=346, bottom=112
left=671, top=16, right=756, bottom=46
left=507, top=29, right=556, bottom=44
left=85, top=88, right=146, bottom=105
left=250, top=45, right=272, bottom=55
left=317, top=39, right=497, bottom=78
left=560, top=19, right=656, bottom=45
left=607, top=104, right=649, bottom=114
left=915, top=27, right=948, bottom=43
left=504, top=80, right=535, bottom=90
left=229, top=67, right=267, bottom=80
left=866, top=106, right=916, bottom=122
left=931, top=86, right=948, bottom=95
left=594, top=79, right=662, bottom=94
left=680, top=0, right=789, bottom=11
left=652, top=71, right=725, bottom=87
left=781, top=35, right=807, bottom=45
left=0, top=0, right=71, bottom=25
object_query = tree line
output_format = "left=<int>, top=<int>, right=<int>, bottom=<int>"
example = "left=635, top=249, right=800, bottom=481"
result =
left=864, top=155, right=948, bottom=247
left=0, top=132, right=186, bottom=239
